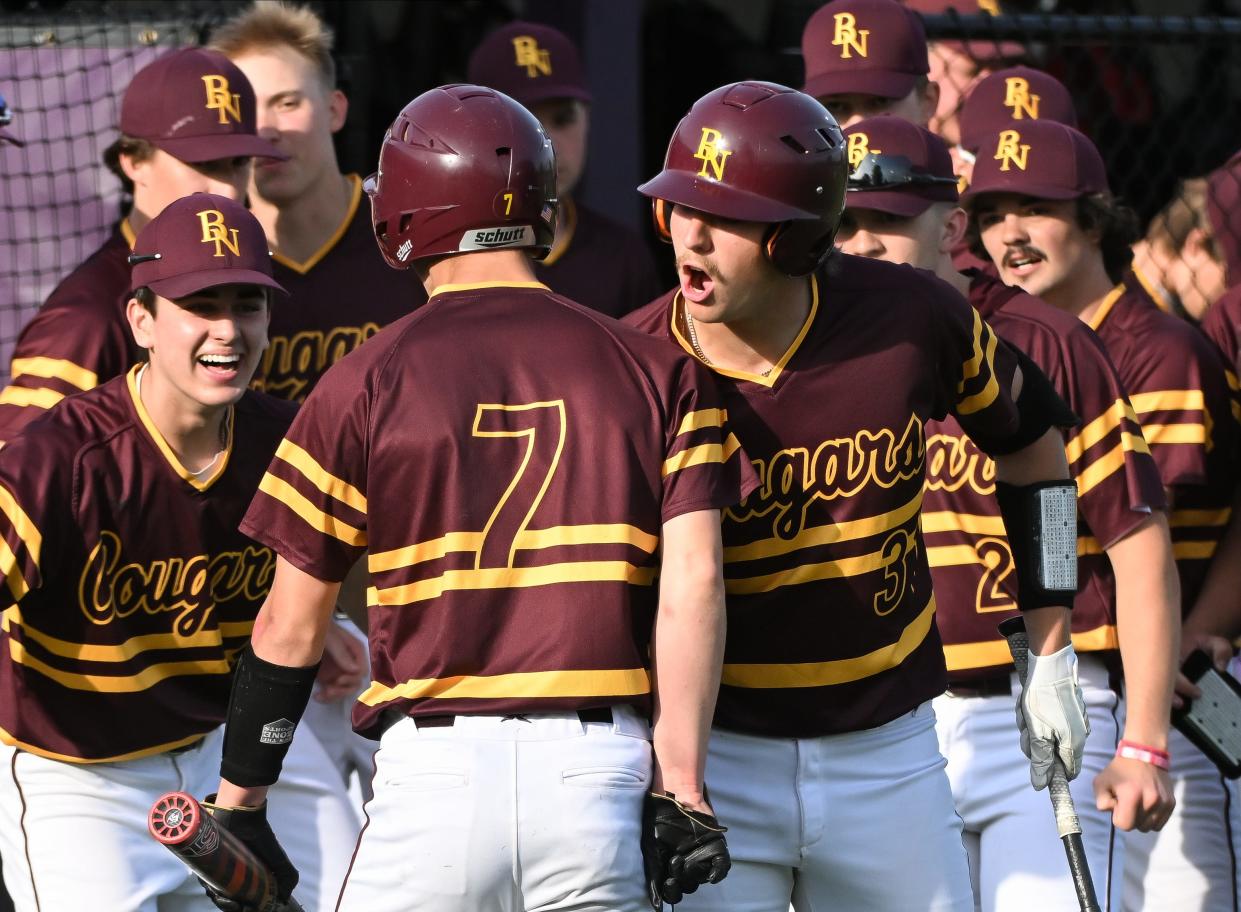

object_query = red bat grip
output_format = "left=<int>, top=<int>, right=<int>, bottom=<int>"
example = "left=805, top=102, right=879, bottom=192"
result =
left=149, top=792, right=279, bottom=909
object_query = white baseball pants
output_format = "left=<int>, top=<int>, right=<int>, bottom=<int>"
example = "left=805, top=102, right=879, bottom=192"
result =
left=675, top=701, right=973, bottom=912
left=337, top=706, right=651, bottom=912
left=934, top=653, right=1124, bottom=911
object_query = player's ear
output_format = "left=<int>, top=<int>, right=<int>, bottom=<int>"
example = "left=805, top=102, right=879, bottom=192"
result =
left=941, top=206, right=968, bottom=254
left=126, top=294, right=156, bottom=350
left=328, top=89, right=348, bottom=134
left=119, top=152, right=149, bottom=189
left=920, top=80, right=941, bottom=124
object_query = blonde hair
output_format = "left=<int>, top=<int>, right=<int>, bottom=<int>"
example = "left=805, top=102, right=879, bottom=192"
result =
left=210, top=1, right=336, bottom=90
left=1145, top=177, right=1215, bottom=257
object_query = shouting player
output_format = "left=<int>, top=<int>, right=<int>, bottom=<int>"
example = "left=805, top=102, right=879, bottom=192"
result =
left=0, top=48, right=284, bottom=442
left=0, top=195, right=295, bottom=910
left=204, top=85, right=754, bottom=912
left=838, top=115, right=1178, bottom=910
left=626, top=81, right=1087, bottom=912
left=965, top=119, right=1241, bottom=912
left=468, top=20, right=661, bottom=318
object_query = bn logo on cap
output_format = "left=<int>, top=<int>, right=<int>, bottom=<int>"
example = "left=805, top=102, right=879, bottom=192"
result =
left=201, top=75, right=241, bottom=125
left=1003, top=78, right=1040, bottom=121
left=512, top=36, right=552, bottom=78
left=197, top=209, right=241, bottom=258
left=847, top=132, right=881, bottom=169
left=694, top=127, right=732, bottom=181
left=832, top=13, right=869, bottom=59
left=994, top=129, right=1031, bottom=172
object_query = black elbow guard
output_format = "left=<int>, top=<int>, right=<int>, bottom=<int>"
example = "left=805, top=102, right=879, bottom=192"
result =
left=995, top=480, right=1079, bottom=610
left=219, top=647, right=320, bottom=787
left=987, top=348, right=1079, bottom=456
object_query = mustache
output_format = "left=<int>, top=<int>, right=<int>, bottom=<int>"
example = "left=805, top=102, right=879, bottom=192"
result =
left=1003, top=245, right=1046, bottom=268
left=675, top=256, right=722, bottom=282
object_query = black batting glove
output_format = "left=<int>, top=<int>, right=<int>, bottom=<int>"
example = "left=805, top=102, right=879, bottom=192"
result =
left=641, top=791, right=731, bottom=909
left=200, top=795, right=299, bottom=911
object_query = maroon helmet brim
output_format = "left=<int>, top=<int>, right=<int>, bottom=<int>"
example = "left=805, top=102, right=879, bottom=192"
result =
left=638, top=170, right=820, bottom=223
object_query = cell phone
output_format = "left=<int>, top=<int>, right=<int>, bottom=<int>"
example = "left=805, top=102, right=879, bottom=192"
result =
left=1172, top=649, right=1241, bottom=779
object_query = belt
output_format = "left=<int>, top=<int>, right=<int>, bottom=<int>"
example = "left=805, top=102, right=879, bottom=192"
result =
left=390, top=706, right=614, bottom=731
left=946, top=671, right=1014, bottom=698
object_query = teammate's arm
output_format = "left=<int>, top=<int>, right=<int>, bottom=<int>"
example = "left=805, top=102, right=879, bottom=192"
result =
left=1093, top=513, right=1178, bottom=831
left=1182, top=485, right=1241, bottom=643
left=649, top=508, right=726, bottom=815
left=215, top=556, right=340, bottom=809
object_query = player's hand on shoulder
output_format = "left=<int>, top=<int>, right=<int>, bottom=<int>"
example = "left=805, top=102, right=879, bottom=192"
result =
left=1015, top=643, right=1090, bottom=789
left=641, top=791, right=731, bottom=909
left=201, top=795, right=299, bottom=910
left=1093, top=755, right=1175, bottom=832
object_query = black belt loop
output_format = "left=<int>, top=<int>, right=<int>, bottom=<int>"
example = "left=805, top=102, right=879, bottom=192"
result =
left=946, top=672, right=1014, bottom=698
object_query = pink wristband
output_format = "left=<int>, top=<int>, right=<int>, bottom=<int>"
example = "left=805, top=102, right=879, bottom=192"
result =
left=1117, top=739, right=1171, bottom=770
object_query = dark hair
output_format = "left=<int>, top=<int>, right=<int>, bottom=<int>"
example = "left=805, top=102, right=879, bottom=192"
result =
left=965, top=192, right=1139, bottom=283
left=103, top=135, right=157, bottom=194
left=133, top=285, right=157, bottom=313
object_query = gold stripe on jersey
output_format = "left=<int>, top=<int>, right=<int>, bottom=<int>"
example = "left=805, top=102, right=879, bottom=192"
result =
left=926, top=544, right=981, bottom=568
left=1130, top=389, right=1205, bottom=416
left=727, top=489, right=923, bottom=562
left=1087, top=285, right=1125, bottom=332
left=274, top=439, right=367, bottom=513
left=1170, top=508, right=1231, bottom=528
left=955, top=312, right=999, bottom=416
left=11, top=356, right=98, bottom=391
left=662, top=434, right=742, bottom=478
left=722, top=595, right=936, bottom=688
left=724, top=528, right=916, bottom=595
left=127, top=367, right=233, bottom=491
left=0, top=726, right=207, bottom=765
left=677, top=408, right=727, bottom=436
left=1076, top=431, right=1151, bottom=498
left=431, top=281, right=551, bottom=297
left=920, top=510, right=1005, bottom=537
left=367, top=560, right=656, bottom=607
left=944, top=623, right=1118, bottom=671
left=1173, top=541, right=1219, bottom=560
left=368, top=524, right=659, bottom=573
left=358, top=665, right=651, bottom=706
left=257, top=473, right=367, bottom=547
left=0, top=483, right=41, bottom=600
left=1141, top=423, right=1207, bottom=447
left=8, top=637, right=230, bottom=692
left=1064, top=398, right=1142, bottom=464
left=0, top=385, right=64, bottom=410
left=2, top=606, right=252, bottom=663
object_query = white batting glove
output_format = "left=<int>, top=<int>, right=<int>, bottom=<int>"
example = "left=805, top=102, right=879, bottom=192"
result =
left=1015, top=643, right=1090, bottom=790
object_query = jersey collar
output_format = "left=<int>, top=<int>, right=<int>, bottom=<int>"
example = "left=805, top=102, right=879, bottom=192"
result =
left=126, top=364, right=234, bottom=492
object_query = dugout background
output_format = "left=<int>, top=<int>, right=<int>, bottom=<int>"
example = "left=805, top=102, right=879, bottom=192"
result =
left=2, top=0, right=1241, bottom=367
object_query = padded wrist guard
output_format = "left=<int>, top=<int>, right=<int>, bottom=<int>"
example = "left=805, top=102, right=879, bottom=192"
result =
left=995, top=480, right=1078, bottom=610
left=219, top=647, right=319, bottom=788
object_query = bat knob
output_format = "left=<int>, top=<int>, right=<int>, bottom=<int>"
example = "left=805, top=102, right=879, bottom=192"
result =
left=149, top=791, right=200, bottom=845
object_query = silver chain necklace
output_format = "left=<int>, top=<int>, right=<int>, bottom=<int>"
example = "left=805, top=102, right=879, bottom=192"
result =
left=685, top=309, right=772, bottom=377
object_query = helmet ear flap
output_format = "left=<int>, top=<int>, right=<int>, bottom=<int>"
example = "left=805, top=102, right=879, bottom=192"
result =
left=651, top=198, right=673, bottom=243
left=765, top=220, right=836, bottom=277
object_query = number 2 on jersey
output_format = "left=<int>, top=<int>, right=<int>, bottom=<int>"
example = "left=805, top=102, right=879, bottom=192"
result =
left=472, top=401, right=567, bottom=569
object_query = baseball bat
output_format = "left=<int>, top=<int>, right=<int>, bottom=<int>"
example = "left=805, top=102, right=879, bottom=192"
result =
left=999, top=616, right=1101, bottom=912
left=148, top=792, right=304, bottom=912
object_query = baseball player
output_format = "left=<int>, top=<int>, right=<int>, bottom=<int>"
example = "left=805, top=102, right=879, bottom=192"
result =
left=625, top=80, right=1088, bottom=912
left=210, top=1, right=427, bottom=402
left=838, top=115, right=1178, bottom=910
left=964, top=119, right=1241, bottom=911
left=0, top=48, right=285, bottom=442
left=204, top=84, right=754, bottom=912
left=0, top=195, right=293, bottom=910
left=467, top=20, right=662, bottom=319
left=801, top=0, right=940, bottom=128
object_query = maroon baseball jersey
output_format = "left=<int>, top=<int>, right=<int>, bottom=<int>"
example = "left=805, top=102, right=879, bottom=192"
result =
left=255, top=175, right=427, bottom=402
left=534, top=198, right=662, bottom=319
left=1088, top=270, right=1239, bottom=613
left=1201, top=285, right=1241, bottom=377
left=241, top=281, right=755, bottom=738
left=924, top=271, right=1166, bottom=677
left=0, top=222, right=139, bottom=442
left=0, top=366, right=295, bottom=762
left=625, top=254, right=1026, bottom=737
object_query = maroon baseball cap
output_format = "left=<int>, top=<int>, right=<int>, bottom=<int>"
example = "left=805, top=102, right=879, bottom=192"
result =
left=959, top=66, right=1077, bottom=153
left=802, top=0, right=929, bottom=101
left=1207, top=151, right=1241, bottom=286
left=129, top=193, right=285, bottom=299
left=844, top=116, right=959, bottom=216
left=120, top=48, right=285, bottom=163
left=962, top=120, right=1108, bottom=204
left=467, top=21, right=592, bottom=107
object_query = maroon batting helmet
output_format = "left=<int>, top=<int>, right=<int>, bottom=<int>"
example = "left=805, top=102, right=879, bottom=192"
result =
left=365, top=85, right=558, bottom=269
left=639, top=81, right=847, bottom=277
